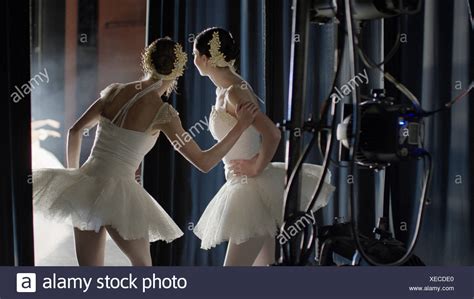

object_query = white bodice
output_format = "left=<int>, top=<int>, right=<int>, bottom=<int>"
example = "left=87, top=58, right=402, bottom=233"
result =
left=81, top=82, right=178, bottom=177
left=208, top=85, right=261, bottom=165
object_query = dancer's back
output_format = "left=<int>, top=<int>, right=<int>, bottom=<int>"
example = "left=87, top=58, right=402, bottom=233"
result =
left=83, top=82, right=177, bottom=178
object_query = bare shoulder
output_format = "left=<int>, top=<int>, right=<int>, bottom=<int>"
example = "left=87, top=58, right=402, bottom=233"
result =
left=119, top=81, right=145, bottom=95
left=131, top=93, right=163, bottom=115
left=101, top=82, right=134, bottom=102
left=226, top=83, right=259, bottom=108
left=120, top=92, right=164, bottom=131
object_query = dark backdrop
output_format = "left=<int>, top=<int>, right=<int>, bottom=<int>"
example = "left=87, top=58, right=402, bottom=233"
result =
left=385, top=0, right=474, bottom=265
left=1, top=0, right=34, bottom=266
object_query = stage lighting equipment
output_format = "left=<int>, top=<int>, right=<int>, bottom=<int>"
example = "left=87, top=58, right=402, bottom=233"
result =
left=336, top=89, right=424, bottom=168
left=279, top=0, right=430, bottom=267
left=310, top=0, right=422, bottom=23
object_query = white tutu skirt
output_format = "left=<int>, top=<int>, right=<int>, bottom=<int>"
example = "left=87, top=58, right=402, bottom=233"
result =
left=33, top=168, right=184, bottom=243
left=193, top=162, right=336, bottom=249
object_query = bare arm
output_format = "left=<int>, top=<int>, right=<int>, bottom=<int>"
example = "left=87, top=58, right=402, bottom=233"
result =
left=67, top=97, right=105, bottom=168
left=31, top=129, right=61, bottom=143
left=31, top=119, right=60, bottom=130
left=158, top=102, right=258, bottom=173
left=226, top=87, right=281, bottom=176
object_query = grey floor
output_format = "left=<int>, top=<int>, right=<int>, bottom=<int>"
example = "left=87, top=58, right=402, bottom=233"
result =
left=34, top=212, right=129, bottom=266
left=32, top=146, right=130, bottom=266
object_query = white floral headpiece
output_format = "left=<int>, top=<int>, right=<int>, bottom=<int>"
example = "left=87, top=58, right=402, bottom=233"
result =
left=142, top=41, right=188, bottom=81
left=208, top=31, right=236, bottom=68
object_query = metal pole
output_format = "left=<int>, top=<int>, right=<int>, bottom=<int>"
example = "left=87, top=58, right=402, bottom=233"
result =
left=283, top=0, right=311, bottom=265
left=362, top=19, right=386, bottom=223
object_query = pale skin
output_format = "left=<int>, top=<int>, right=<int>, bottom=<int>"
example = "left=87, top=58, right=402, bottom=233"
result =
left=193, top=43, right=281, bottom=266
left=67, top=77, right=258, bottom=266
left=31, top=119, right=61, bottom=143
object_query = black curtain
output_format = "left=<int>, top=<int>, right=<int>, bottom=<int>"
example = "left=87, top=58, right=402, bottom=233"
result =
left=144, top=0, right=473, bottom=266
left=386, top=0, right=474, bottom=265
left=1, top=0, right=34, bottom=265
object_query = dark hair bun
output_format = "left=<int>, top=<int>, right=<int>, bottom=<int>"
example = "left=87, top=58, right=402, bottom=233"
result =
left=142, top=37, right=177, bottom=76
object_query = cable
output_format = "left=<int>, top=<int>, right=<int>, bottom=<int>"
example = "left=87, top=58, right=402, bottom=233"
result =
left=445, top=82, right=474, bottom=107
left=338, top=1, right=420, bottom=110
left=357, top=46, right=473, bottom=116
left=352, top=152, right=432, bottom=266
left=297, top=20, right=347, bottom=264
left=421, top=82, right=474, bottom=116
left=281, top=20, right=344, bottom=221
left=282, top=20, right=345, bottom=205
left=344, top=0, right=360, bottom=161
left=281, top=137, right=317, bottom=264
left=356, top=45, right=422, bottom=110
left=280, top=16, right=346, bottom=266
left=318, top=20, right=349, bottom=169
left=353, top=0, right=420, bottom=111
left=467, top=0, right=474, bottom=30
left=300, top=221, right=318, bottom=264
left=305, top=108, right=336, bottom=214
left=358, top=16, right=402, bottom=68
left=372, top=0, right=404, bottom=67
left=357, top=29, right=473, bottom=116
left=309, top=17, right=347, bottom=205
left=282, top=133, right=317, bottom=216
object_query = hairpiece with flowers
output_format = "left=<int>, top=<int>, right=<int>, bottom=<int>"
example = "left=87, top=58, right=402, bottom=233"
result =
left=207, top=31, right=235, bottom=68
left=142, top=41, right=188, bottom=81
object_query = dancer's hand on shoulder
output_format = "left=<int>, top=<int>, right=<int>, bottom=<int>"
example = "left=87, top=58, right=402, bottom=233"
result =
left=235, top=102, right=258, bottom=129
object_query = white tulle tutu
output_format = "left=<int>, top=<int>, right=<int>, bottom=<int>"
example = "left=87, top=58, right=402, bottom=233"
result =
left=31, top=142, right=64, bottom=169
left=33, top=83, right=184, bottom=243
left=193, top=162, right=335, bottom=249
left=33, top=164, right=183, bottom=243
left=193, top=84, right=336, bottom=250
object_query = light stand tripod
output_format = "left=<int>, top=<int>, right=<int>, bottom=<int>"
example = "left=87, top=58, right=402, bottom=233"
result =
left=275, top=0, right=428, bottom=266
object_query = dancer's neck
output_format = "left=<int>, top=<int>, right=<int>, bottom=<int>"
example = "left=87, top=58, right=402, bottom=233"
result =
left=140, top=77, right=171, bottom=97
left=208, top=68, right=242, bottom=90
